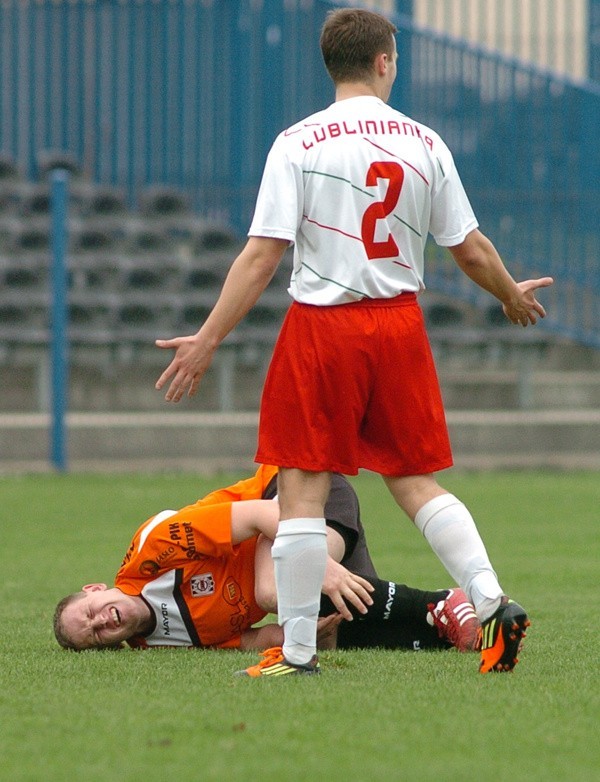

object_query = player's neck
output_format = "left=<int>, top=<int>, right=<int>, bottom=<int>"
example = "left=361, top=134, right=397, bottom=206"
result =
left=335, top=82, right=386, bottom=103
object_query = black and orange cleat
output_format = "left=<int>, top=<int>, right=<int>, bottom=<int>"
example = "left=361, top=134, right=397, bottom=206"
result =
left=479, top=597, right=530, bottom=673
left=235, top=646, right=320, bottom=677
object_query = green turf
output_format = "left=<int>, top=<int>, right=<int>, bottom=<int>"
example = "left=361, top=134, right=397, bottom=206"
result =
left=1, top=470, right=598, bottom=781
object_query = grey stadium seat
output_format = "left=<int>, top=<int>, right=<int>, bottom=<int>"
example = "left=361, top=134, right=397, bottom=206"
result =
left=423, top=302, right=467, bottom=327
left=116, top=291, right=179, bottom=335
left=0, top=290, right=48, bottom=330
left=15, top=183, right=52, bottom=217
left=139, top=185, right=191, bottom=218
left=124, top=220, right=177, bottom=254
left=77, top=184, right=128, bottom=218
left=68, top=255, right=122, bottom=293
left=191, top=220, right=239, bottom=252
left=0, top=155, right=21, bottom=216
left=180, top=302, right=213, bottom=330
left=2, top=257, right=48, bottom=291
left=70, top=221, right=120, bottom=254
left=184, top=267, right=223, bottom=290
left=9, top=220, right=51, bottom=253
left=68, top=291, right=117, bottom=330
left=119, top=254, right=183, bottom=292
left=0, top=153, right=20, bottom=182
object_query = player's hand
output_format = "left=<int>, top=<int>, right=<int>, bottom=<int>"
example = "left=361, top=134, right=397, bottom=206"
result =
left=316, top=613, right=343, bottom=650
left=155, top=333, right=215, bottom=402
left=503, top=277, right=554, bottom=326
left=322, top=558, right=374, bottom=621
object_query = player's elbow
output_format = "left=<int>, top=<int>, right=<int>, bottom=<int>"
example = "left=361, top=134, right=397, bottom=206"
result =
left=244, top=236, right=289, bottom=281
left=448, top=228, right=496, bottom=271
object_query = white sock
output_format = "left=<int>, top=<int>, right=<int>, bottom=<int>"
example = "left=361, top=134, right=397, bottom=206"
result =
left=414, top=494, right=503, bottom=622
left=271, top=517, right=328, bottom=665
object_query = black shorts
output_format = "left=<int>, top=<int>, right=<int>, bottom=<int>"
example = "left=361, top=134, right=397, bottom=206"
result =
left=262, top=472, right=378, bottom=579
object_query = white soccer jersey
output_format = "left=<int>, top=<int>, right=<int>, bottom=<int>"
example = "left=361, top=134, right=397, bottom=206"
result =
left=248, top=96, right=478, bottom=305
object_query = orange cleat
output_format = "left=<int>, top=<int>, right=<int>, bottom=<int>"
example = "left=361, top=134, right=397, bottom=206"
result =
left=479, top=597, right=530, bottom=673
left=235, top=646, right=320, bottom=677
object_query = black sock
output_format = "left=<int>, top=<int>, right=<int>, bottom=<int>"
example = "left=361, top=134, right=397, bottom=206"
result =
left=320, top=577, right=451, bottom=651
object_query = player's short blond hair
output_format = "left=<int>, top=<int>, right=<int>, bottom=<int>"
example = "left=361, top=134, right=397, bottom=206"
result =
left=53, top=591, right=86, bottom=649
left=320, top=8, right=397, bottom=85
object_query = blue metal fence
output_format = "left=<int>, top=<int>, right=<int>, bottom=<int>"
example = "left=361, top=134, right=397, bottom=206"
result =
left=0, top=0, right=332, bottom=228
left=0, top=0, right=598, bottom=347
left=589, top=0, right=600, bottom=80
left=399, top=19, right=600, bottom=346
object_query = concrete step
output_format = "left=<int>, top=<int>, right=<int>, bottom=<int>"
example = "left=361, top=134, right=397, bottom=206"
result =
left=1, top=409, right=599, bottom=473
left=3, top=362, right=600, bottom=413
left=438, top=370, right=600, bottom=409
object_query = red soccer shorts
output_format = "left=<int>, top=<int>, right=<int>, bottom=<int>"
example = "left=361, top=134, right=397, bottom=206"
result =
left=255, top=293, right=453, bottom=477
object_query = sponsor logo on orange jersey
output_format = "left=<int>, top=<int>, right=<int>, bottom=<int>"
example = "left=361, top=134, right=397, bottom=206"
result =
left=223, top=577, right=240, bottom=605
left=190, top=573, right=215, bottom=597
left=156, top=545, right=175, bottom=565
left=139, top=560, right=159, bottom=576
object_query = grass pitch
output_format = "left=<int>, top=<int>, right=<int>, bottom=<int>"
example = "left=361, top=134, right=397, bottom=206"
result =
left=1, top=469, right=598, bottom=781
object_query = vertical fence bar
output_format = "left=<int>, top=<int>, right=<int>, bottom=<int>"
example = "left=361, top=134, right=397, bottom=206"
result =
left=590, top=0, right=600, bottom=80
left=50, top=168, right=69, bottom=472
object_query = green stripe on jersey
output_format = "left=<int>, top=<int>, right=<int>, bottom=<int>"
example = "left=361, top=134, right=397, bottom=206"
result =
left=300, top=261, right=372, bottom=298
left=393, top=213, right=422, bottom=237
left=303, top=169, right=374, bottom=199
left=304, top=168, right=421, bottom=238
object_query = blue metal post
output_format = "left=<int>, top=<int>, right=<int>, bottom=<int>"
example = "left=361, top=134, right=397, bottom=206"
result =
left=50, top=168, right=69, bottom=472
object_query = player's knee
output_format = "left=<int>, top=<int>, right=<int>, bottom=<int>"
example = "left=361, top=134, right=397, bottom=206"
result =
left=255, top=582, right=278, bottom=614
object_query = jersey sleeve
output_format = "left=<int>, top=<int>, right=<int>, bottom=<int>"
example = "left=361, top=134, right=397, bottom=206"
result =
left=248, top=137, right=303, bottom=242
left=428, top=142, right=479, bottom=247
left=193, top=465, right=279, bottom=506
left=116, top=502, right=234, bottom=594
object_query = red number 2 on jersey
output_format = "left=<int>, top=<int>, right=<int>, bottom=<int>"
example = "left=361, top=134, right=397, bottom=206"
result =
left=361, top=161, right=404, bottom=260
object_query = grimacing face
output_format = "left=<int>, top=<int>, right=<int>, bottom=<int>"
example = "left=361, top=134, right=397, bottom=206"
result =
left=59, top=585, right=150, bottom=650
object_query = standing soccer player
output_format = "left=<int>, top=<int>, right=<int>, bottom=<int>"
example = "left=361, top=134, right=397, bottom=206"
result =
left=155, top=8, right=552, bottom=675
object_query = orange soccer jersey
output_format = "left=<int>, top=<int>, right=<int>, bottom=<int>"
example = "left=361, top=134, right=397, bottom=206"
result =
left=116, top=465, right=279, bottom=649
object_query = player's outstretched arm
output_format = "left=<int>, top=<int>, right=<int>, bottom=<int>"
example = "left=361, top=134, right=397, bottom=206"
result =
left=448, top=229, right=553, bottom=326
left=155, top=236, right=289, bottom=402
